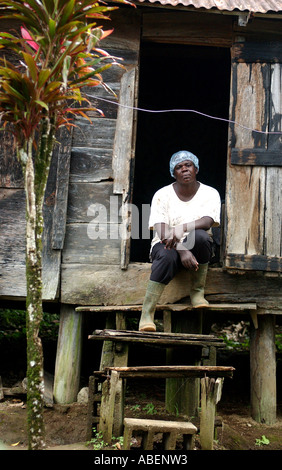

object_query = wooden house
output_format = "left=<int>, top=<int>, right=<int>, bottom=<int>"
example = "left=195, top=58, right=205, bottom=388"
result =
left=0, top=0, right=282, bottom=426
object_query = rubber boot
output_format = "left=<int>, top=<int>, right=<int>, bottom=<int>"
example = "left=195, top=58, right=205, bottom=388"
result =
left=190, top=263, right=209, bottom=308
left=139, top=280, right=165, bottom=332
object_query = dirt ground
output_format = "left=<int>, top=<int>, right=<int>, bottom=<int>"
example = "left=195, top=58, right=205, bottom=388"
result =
left=1, top=321, right=281, bottom=453
left=0, top=382, right=281, bottom=452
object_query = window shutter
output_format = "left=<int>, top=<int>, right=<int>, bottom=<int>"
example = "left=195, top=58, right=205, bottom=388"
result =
left=225, top=42, right=282, bottom=272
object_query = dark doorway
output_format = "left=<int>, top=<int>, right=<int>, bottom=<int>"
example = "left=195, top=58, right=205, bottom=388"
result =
left=131, top=43, right=231, bottom=262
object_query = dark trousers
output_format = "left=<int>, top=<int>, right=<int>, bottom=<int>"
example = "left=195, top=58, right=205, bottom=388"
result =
left=150, top=229, right=212, bottom=285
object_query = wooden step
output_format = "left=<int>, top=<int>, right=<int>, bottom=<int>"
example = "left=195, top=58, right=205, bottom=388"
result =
left=94, top=365, right=235, bottom=379
left=123, top=417, right=197, bottom=450
left=88, top=328, right=226, bottom=348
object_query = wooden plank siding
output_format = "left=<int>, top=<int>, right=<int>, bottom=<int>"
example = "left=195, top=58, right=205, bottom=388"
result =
left=61, top=263, right=282, bottom=310
left=1, top=8, right=282, bottom=305
left=0, top=135, right=65, bottom=299
left=61, top=10, right=141, bottom=271
left=60, top=10, right=282, bottom=305
left=225, top=42, right=282, bottom=272
left=142, top=11, right=233, bottom=47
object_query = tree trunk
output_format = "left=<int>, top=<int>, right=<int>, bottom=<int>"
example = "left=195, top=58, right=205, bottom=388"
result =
left=22, top=118, right=56, bottom=450
left=24, top=139, right=46, bottom=450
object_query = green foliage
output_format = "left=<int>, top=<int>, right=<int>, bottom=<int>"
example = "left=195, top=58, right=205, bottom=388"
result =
left=0, top=0, right=129, bottom=449
left=220, top=324, right=282, bottom=353
left=88, top=429, right=108, bottom=450
left=0, top=0, right=125, bottom=150
left=142, top=402, right=158, bottom=415
left=276, top=333, right=282, bottom=352
left=255, top=435, right=270, bottom=446
left=0, top=308, right=59, bottom=342
left=87, top=429, right=124, bottom=450
left=129, top=404, right=141, bottom=413
left=0, top=309, right=26, bottom=341
left=129, top=402, right=158, bottom=415
left=220, top=334, right=250, bottom=352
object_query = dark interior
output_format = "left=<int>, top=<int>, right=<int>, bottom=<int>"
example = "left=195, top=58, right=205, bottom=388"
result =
left=131, top=42, right=231, bottom=262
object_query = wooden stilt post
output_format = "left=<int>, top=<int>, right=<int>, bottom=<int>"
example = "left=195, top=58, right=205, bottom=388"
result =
left=200, top=377, right=223, bottom=450
left=98, top=312, right=127, bottom=439
left=99, top=371, right=122, bottom=444
left=250, top=314, right=276, bottom=424
left=53, top=304, right=83, bottom=404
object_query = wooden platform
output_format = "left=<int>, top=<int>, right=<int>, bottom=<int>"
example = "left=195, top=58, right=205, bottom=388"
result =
left=76, top=302, right=257, bottom=313
left=75, top=302, right=264, bottom=330
left=77, top=302, right=260, bottom=328
left=89, top=365, right=234, bottom=450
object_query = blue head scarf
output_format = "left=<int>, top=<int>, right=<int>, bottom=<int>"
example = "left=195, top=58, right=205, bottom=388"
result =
left=169, top=150, right=199, bottom=178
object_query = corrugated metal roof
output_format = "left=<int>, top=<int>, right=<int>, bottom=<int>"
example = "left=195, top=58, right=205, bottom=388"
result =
left=136, top=0, right=282, bottom=13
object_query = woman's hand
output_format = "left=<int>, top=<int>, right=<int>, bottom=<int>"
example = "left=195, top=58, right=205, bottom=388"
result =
left=155, top=223, right=183, bottom=249
left=161, top=226, right=184, bottom=249
left=162, top=232, right=179, bottom=249
left=178, top=248, right=199, bottom=270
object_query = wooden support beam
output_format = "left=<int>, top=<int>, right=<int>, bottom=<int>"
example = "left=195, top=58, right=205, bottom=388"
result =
left=250, top=315, right=276, bottom=424
left=53, top=305, right=83, bottom=404
left=99, top=370, right=123, bottom=444
left=166, top=310, right=203, bottom=417
left=200, top=377, right=224, bottom=450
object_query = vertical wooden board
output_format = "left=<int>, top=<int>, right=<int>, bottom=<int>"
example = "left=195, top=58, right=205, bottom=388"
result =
left=52, top=126, right=73, bottom=250
left=112, top=67, right=138, bottom=269
left=225, top=62, right=267, bottom=258
left=265, top=167, right=282, bottom=256
left=265, top=64, right=282, bottom=257
left=226, top=165, right=265, bottom=255
left=113, top=67, right=136, bottom=195
left=268, top=63, right=282, bottom=149
left=230, top=63, right=268, bottom=148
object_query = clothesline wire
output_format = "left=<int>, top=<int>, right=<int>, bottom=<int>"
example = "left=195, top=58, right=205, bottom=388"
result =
left=87, top=94, right=282, bottom=135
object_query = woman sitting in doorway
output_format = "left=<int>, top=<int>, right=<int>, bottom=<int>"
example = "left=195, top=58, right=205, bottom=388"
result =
left=139, top=150, right=221, bottom=332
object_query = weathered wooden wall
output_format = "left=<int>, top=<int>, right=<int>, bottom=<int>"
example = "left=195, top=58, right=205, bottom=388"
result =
left=0, top=126, right=71, bottom=300
left=61, top=9, right=140, bottom=273
left=225, top=43, right=282, bottom=272
left=1, top=7, right=282, bottom=307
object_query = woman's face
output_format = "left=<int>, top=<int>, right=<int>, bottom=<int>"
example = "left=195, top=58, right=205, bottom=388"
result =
left=173, top=160, right=198, bottom=183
